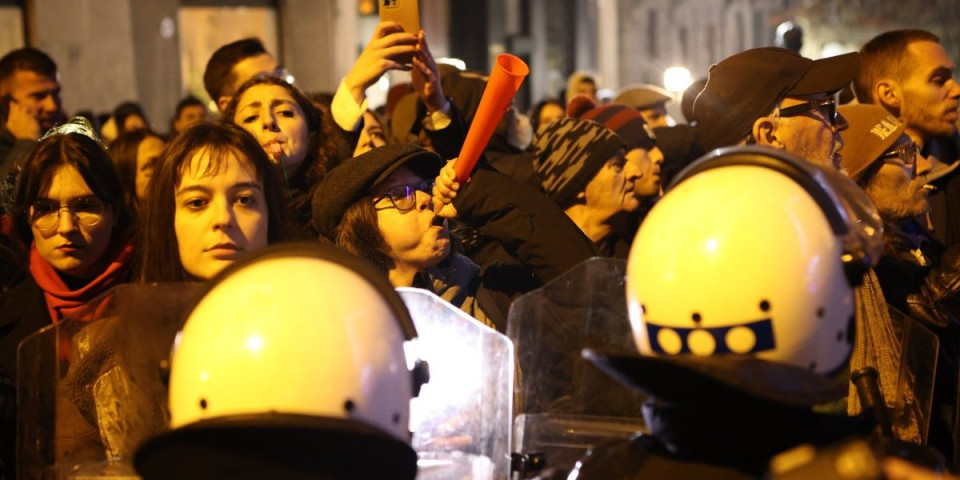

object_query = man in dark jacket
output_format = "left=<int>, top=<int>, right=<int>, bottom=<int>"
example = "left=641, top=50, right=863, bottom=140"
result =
left=840, top=103, right=960, bottom=465
left=0, top=47, right=61, bottom=180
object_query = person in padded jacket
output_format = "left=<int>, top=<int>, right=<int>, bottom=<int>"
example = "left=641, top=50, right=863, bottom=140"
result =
left=311, top=143, right=598, bottom=331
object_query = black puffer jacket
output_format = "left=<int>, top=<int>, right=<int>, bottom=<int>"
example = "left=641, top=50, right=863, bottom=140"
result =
left=873, top=218, right=960, bottom=465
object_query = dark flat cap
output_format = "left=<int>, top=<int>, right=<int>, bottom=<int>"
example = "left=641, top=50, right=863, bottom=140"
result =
left=614, top=84, right=673, bottom=109
left=694, top=48, right=859, bottom=151
left=311, top=144, right=442, bottom=239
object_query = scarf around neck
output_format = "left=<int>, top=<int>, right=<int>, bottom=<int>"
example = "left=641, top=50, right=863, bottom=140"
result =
left=28, top=240, right=134, bottom=323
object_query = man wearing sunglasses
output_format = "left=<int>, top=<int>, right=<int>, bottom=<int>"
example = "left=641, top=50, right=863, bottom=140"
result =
left=693, top=47, right=857, bottom=169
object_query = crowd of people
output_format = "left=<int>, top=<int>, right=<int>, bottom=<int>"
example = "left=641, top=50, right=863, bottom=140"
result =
left=0, top=18, right=959, bottom=479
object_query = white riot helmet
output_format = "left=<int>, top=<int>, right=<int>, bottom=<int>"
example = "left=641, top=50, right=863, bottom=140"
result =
left=626, top=146, right=882, bottom=376
left=135, top=243, right=428, bottom=480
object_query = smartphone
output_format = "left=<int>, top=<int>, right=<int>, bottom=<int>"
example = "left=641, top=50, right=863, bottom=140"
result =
left=379, top=0, right=420, bottom=64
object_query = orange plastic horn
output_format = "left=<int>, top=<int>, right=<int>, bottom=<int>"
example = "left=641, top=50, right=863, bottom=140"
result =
left=454, top=54, right=530, bottom=182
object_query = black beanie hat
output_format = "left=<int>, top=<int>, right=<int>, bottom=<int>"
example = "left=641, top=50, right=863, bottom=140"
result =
left=311, top=144, right=442, bottom=239
left=533, top=117, right=626, bottom=208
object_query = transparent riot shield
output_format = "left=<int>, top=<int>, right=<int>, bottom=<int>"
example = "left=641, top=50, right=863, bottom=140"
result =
left=887, top=305, right=939, bottom=445
left=18, top=283, right=202, bottom=480
left=398, top=288, right=514, bottom=480
left=506, top=257, right=647, bottom=474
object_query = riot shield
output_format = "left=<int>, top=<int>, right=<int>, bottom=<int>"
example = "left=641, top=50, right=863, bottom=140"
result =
left=888, top=305, right=939, bottom=445
left=398, top=288, right=514, bottom=480
left=506, top=257, right=647, bottom=474
left=18, top=283, right=202, bottom=480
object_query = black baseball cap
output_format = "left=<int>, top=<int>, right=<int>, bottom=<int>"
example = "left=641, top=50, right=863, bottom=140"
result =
left=694, top=48, right=859, bottom=151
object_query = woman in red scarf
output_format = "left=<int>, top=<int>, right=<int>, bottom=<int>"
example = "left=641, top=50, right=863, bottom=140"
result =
left=0, top=118, right=133, bottom=378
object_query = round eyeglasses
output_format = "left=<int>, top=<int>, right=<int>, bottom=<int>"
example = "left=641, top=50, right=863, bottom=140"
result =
left=373, top=181, right=434, bottom=213
left=30, top=196, right=106, bottom=233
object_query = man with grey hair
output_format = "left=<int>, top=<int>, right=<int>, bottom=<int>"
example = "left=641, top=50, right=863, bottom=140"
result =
left=693, top=47, right=857, bottom=169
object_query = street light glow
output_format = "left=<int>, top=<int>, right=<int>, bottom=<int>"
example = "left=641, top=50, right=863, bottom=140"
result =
left=664, top=67, right=693, bottom=94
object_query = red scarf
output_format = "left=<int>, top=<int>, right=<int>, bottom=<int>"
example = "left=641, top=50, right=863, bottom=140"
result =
left=28, top=240, right=135, bottom=323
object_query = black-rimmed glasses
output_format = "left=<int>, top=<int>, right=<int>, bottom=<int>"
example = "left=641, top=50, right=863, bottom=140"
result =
left=779, top=96, right=839, bottom=126
left=30, top=196, right=105, bottom=233
left=882, top=142, right=920, bottom=168
left=373, top=181, right=434, bottom=213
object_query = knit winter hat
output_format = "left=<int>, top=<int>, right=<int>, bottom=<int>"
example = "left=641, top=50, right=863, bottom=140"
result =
left=577, top=103, right=656, bottom=151
left=838, top=104, right=905, bottom=181
left=311, top=144, right=441, bottom=239
left=533, top=117, right=626, bottom=208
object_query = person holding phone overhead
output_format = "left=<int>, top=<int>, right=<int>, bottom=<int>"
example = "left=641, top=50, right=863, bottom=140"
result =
left=331, top=12, right=465, bottom=158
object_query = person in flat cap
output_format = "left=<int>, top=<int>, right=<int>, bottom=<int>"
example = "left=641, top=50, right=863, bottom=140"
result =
left=694, top=47, right=858, bottom=169
left=840, top=104, right=960, bottom=464
left=614, top=84, right=674, bottom=128
left=311, top=143, right=597, bottom=331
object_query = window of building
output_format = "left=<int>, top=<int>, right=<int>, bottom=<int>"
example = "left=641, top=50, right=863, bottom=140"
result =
left=0, top=2, right=24, bottom=55
left=647, top=9, right=658, bottom=58
left=178, top=2, right=280, bottom=108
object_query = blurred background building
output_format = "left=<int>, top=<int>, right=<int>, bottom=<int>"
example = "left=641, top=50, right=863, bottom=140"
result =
left=0, top=0, right=957, bottom=126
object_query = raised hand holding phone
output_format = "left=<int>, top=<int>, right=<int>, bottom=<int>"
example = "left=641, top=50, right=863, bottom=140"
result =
left=379, top=0, right=421, bottom=65
left=411, top=31, right=447, bottom=113
left=342, top=21, right=418, bottom=105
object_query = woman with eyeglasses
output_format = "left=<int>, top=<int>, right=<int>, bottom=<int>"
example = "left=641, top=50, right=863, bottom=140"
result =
left=136, top=122, right=290, bottom=283
left=0, top=118, right=133, bottom=321
left=0, top=118, right=134, bottom=402
left=312, top=144, right=598, bottom=331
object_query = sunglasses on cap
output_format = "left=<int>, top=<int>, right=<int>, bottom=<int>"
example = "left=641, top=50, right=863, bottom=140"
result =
left=881, top=142, right=920, bottom=168
left=373, top=181, right=434, bottom=213
left=778, top=95, right=839, bottom=126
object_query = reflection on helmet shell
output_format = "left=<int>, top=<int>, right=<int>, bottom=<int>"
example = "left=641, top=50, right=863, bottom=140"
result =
left=169, top=255, right=415, bottom=441
left=628, top=160, right=855, bottom=375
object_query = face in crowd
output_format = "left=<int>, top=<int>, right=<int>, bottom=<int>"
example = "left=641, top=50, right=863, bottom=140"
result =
left=371, top=165, right=450, bottom=274
left=173, top=147, right=270, bottom=280
left=864, top=134, right=932, bottom=220
left=537, top=102, right=565, bottom=132
left=580, top=150, right=641, bottom=220
left=625, top=145, right=664, bottom=203
left=173, top=104, right=207, bottom=133
left=232, top=82, right=311, bottom=177
left=218, top=52, right=278, bottom=111
left=354, top=111, right=389, bottom=157
left=134, top=135, right=165, bottom=200
left=638, top=105, right=669, bottom=129
left=756, top=93, right=848, bottom=169
left=897, top=41, right=960, bottom=142
left=31, top=163, right=116, bottom=278
left=7, top=69, right=61, bottom=132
